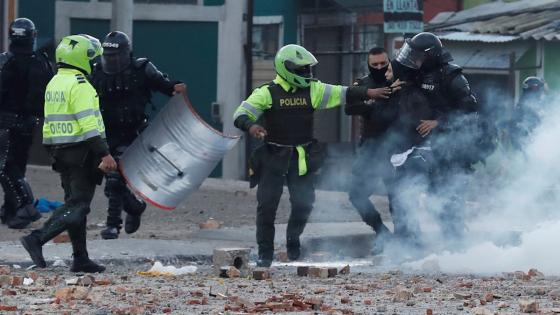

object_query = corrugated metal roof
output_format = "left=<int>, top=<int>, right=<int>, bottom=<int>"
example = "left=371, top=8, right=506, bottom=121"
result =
left=429, top=0, right=560, bottom=42
left=450, top=45, right=528, bottom=69
left=439, top=32, right=519, bottom=43
left=431, top=0, right=558, bottom=26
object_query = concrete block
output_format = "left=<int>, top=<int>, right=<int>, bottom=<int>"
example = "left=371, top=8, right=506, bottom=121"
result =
left=212, top=248, right=250, bottom=277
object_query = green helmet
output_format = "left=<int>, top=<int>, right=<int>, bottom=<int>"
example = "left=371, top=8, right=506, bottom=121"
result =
left=274, top=44, right=318, bottom=88
left=55, top=34, right=103, bottom=75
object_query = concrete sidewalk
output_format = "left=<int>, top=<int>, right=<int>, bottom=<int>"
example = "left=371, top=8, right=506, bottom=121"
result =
left=0, top=222, right=376, bottom=266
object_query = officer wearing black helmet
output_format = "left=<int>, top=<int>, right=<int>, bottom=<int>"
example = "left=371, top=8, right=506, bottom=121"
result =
left=90, top=31, right=186, bottom=239
left=0, top=18, right=54, bottom=229
left=396, top=32, right=479, bottom=239
left=506, top=76, right=546, bottom=151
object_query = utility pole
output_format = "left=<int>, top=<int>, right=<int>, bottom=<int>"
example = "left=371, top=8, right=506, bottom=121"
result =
left=111, top=0, right=134, bottom=39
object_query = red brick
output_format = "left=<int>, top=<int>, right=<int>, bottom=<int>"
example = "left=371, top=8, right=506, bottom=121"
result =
left=2, top=289, right=16, bottom=296
left=162, top=307, right=171, bottom=313
left=308, top=267, right=329, bottom=278
left=199, top=219, right=220, bottom=229
left=426, top=308, right=433, bottom=315
left=297, top=266, right=309, bottom=277
left=253, top=268, right=270, bottom=280
left=364, top=299, right=372, bottom=305
left=340, top=265, right=350, bottom=275
left=0, top=305, right=17, bottom=311
left=423, top=287, right=433, bottom=293
left=0, top=266, right=11, bottom=275
left=10, top=276, right=22, bottom=286
left=53, top=233, right=70, bottom=244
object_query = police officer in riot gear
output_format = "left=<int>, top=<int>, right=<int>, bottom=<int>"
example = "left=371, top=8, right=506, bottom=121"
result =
left=0, top=18, right=54, bottom=228
left=345, top=47, right=398, bottom=253
left=398, top=32, right=479, bottom=239
left=506, top=76, right=546, bottom=150
left=234, top=44, right=396, bottom=267
left=91, top=31, right=186, bottom=239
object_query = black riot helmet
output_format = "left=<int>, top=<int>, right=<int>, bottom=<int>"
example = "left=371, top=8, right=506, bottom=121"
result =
left=101, top=31, right=132, bottom=74
left=521, top=76, right=547, bottom=102
left=8, top=18, right=37, bottom=53
left=396, top=32, right=443, bottom=70
left=522, top=76, right=546, bottom=92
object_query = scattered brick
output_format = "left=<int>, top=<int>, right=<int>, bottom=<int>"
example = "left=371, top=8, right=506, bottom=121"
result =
left=297, top=266, right=309, bottom=277
left=0, top=265, right=11, bottom=275
left=340, top=265, right=350, bottom=275
left=53, top=233, right=70, bottom=243
left=519, top=299, right=538, bottom=313
left=308, top=267, right=329, bottom=278
left=253, top=268, right=270, bottom=280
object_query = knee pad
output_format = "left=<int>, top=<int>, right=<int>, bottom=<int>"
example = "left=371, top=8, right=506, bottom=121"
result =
left=104, top=171, right=125, bottom=197
left=61, top=206, right=89, bottom=227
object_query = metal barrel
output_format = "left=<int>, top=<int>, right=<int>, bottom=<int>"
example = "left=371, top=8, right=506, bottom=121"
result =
left=120, top=94, right=240, bottom=210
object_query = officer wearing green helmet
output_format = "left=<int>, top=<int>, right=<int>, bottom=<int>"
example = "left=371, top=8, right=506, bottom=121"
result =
left=234, top=44, right=397, bottom=267
left=20, top=35, right=117, bottom=273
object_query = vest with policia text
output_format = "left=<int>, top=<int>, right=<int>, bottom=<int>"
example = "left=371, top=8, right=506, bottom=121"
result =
left=264, top=81, right=314, bottom=145
left=43, top=68, right=106, bottom=145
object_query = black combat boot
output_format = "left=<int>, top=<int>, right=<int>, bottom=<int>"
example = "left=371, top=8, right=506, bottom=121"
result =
left=69, top=219, right=105, bottom=273
left=20, top=234, right=46, bottom=268
left=19, top=206, right=70, bottom=268
left=100, top=226, right=119, bottom=240
left=101, top=209, right=122, bottom=240
left=256, top=251, right=273, bottom=268
left=8, top=203, right=41, bottom=229
left=286, top=237, right=301, bottom=261
left=123, top=193, right=146, bottom=234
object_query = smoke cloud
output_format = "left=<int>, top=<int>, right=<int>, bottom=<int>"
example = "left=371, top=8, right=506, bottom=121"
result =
left=314, top=81, right=560, bottom=275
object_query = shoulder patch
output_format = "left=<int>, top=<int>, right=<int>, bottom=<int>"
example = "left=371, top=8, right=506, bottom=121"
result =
left=75, top=74, right=87, bottom=84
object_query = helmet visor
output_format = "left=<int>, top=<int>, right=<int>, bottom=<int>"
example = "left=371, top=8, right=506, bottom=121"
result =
left=285, top=61, right=314, bottom=79
left=396, top=42, right=426, bottom=69
left=101, top=50, right=131, bottom=75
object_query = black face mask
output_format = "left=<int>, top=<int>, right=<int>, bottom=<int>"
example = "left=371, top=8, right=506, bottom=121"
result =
left=368, top=64, right=389, bottom=83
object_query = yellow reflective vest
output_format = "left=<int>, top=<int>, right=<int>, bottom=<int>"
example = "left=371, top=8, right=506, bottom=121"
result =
left=43, top=68, right=106, bottom=145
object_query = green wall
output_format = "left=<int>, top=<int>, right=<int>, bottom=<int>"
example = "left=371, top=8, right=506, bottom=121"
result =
left=18, top=0, right=56, bottom=49
left=516, top=44, right=537, bottom=89
left=544, top=41, right=560, bottom=91
left=254, top=0, right=297, bottom=44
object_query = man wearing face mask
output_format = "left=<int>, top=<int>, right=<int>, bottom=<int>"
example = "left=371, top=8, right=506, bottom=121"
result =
left=345, top=47, right=398, bottom=253
left=0, top=18, right=54, bottom=228
left=233, top=44, right=397, bottom=267
left=90, top=31, right=186, bottom=240
left=397, top=32, right=479, bottom=240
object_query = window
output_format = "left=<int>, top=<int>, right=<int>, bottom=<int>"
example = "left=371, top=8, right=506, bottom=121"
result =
left=252, top=23, right=280, bottom=60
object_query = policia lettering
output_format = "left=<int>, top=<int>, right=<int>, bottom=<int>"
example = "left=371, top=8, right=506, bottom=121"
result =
left=233, top=44, right=385, bottom=267
left=279, top=97, right=308, bottom=107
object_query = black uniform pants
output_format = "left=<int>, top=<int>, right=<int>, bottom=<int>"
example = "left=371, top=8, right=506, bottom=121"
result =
left=347, top=139, right=393, bottom=234
left=30, top=153, right=99, bottom=255
left=0, top=128, right=34, bottom=217
left=430, top=160, right=469, bottom=238
left=104, top=170, right=143, bottom=228
left=389, top=148, right=434, bottom=242
left=256, top=154, right=315, bottom=258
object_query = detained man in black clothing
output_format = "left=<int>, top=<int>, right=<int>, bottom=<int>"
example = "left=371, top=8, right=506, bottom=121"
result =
left=345, top=47, right=400, bottom=253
